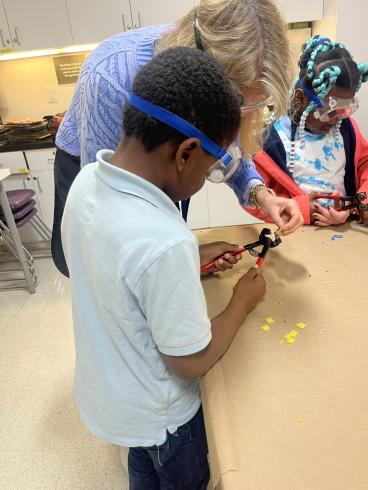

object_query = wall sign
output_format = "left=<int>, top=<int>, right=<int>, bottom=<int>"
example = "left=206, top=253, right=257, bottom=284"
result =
left=53, top=53, right=87, bottom=85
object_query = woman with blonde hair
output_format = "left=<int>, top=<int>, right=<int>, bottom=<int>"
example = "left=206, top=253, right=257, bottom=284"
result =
left=53, top=0, right=303, bottom=277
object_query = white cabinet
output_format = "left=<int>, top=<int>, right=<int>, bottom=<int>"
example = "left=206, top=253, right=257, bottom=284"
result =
left=0, top=151, right=27, bottom=174
left=0, top=0, right=12, bottom=50
left=186, top=183, right=210, bottom=230
left=30, top=171, right=54, bottom=230
left=130, top=0, right=195, bottom=29
left=66, top=0, right=131, bottom=44
left=2, top=0, right=72, bottom=51
left=25, top=149, right=55, bottom=230
left=187, top=181, right=262, bottom=231
left=207, top=181, right=260, bottom=228
left=25, top=148, right=56, bottom=172
left=276, top=0, right=324, bottom=22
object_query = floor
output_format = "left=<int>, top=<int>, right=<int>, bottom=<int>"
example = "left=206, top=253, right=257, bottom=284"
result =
left=0, top=258, right=128, bottom=489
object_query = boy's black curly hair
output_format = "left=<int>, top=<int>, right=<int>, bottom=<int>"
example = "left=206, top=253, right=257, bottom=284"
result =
left=123, top=46, right=240, bottom=152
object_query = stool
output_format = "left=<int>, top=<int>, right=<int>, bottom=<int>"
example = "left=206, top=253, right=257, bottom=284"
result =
left=1, top=189, right=52, bottom=244
left=0, top=188, right=51, bottom=292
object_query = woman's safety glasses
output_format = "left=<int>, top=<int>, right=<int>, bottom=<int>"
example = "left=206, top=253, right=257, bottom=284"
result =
left=128, top=94, right=242, bottom=183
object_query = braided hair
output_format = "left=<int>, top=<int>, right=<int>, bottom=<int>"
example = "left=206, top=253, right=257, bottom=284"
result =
left=288, top=36, right=368, bottom=173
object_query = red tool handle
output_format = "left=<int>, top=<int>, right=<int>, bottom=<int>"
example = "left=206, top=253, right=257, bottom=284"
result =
left=200, top=249, right=244, bottom=274
left=313, top=193, right=340, bottom=201
left=255, top=257, right=264, bottom=270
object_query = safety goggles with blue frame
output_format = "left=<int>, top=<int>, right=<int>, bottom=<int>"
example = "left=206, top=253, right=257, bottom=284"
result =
left=128, top=94, right=241, bottom=183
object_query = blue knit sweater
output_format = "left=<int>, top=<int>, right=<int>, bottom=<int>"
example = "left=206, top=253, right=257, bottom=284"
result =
left=56, top=25, right=262, bottom=204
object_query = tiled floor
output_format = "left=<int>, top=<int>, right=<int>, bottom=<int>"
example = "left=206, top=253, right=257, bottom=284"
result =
left=0, top=259, right=128, bottom=489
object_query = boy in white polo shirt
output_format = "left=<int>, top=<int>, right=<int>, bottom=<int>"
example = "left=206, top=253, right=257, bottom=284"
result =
left=62, top=46, right=266, bottom=489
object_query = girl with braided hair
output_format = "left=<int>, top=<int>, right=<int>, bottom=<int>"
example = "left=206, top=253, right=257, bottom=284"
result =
left=245, top=35, right=368, bottom=227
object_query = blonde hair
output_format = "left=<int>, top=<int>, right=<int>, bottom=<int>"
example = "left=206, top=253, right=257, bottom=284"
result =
left=157, top=0, right=292, bottom=155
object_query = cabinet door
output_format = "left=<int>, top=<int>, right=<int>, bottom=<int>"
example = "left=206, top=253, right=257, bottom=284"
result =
left=31, top=170, right=54, bottom=230
left=130, top=0, right=195, bottom=29
left=0, top=0, right=13, bottom=50
left=66, top=0, right=131, bottom=44
left=25, top=148, right=56, bottom=172
left=207, top=181, right=261, bottom=228
left=2, top=0, right=73, bottom=51
left=275, top=0, right=324, bottom=22
left=186, top=182, right=210, bottom=230
left=0, top=151, right=27, bottom=174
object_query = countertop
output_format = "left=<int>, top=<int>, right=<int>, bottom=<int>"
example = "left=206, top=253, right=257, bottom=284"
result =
left=0, top=138, right=56, bottom=153
left=196, top=223, right=368, bottom=490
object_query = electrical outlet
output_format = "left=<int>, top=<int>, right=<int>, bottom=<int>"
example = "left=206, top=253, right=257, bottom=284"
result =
left=47, top=89, right=58, bottom=104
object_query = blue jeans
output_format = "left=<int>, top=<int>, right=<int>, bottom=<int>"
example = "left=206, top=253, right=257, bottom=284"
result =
left=128, top=406, right=210, bottom=490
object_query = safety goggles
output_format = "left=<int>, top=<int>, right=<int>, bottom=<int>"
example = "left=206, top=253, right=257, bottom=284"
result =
left=128, top=94, right=241, bottom=183
left=234, top=91, right=270, bottom=114
left=314, top=95, right=359, bottom=122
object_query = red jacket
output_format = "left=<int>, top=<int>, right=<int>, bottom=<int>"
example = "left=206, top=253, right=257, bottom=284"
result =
left=244, top=117, right=368, bottom=224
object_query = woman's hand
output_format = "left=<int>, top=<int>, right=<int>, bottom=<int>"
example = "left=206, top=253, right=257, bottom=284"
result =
left=312, top=204, right=350, bottom=226
left=256, top=189, right=304, bottom=235
left=199, top=242, right=243, bottom=275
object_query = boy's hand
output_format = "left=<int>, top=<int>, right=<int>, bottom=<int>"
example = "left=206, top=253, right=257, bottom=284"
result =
left=312, top=204, right=349, bottom=226
left=232, top=267, right=266, bottom=313
left=199, top=242, right=243, bottom=274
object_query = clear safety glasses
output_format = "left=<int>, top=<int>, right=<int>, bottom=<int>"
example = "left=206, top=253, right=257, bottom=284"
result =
left=128, top=94, right=242, bottom=184
left=206, top=142, right=242, bottom=183
left=314, top=95, right=359, bottom=122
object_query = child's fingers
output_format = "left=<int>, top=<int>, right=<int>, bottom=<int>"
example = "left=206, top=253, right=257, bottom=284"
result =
left=314, top=204, right=330, bottom=218
left=214, top=258, right=227, bottom=271
left=223, top=253, right=239, bottom=265
left=312, top=212, right=330, bottom=224
left=314, top=220, right=330, bottom=227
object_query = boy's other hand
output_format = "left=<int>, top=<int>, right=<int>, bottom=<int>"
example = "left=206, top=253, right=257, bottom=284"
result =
left=199, top=242, right=243, bottom=275
left=312, top=204, right=349, bottom=226
left=232, top=267, right=266, bottom=313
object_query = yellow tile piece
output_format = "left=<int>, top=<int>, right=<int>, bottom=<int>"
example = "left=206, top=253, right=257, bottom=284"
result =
left=261, top=325, right=270, bottom=332
left=298, top=417, right=305, bottom=424
left=284, top=330, right=299, bottom=340
left=296, top=322, right=306, bottom=329
left=265, top=317, right=275, bottom=324
left=287, top=338, right=296, bottom=344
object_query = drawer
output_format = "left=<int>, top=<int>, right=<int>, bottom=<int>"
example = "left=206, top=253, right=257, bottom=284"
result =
left=0, top=151, right=28, bottom=174
left=25, top=148, right=56, bottom=172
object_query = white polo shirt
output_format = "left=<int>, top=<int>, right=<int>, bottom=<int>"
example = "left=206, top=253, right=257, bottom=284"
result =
left=61, top=150, right=212, bottom=447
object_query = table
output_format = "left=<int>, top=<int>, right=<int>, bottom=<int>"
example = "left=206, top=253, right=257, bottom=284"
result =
left=195, top=223, right=368, bottom=490
left=0, top=168, right=36, bottom=293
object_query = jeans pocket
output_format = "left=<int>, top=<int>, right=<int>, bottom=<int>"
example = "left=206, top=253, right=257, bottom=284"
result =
left=176, top=421, right=194, bottom=445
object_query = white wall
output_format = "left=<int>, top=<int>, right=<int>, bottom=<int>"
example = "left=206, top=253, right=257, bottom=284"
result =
left=0, top=54, right=83, bottom=121
left=313, top=0, right=368, bottom=137
left=335, top=0, right=368, bottom=137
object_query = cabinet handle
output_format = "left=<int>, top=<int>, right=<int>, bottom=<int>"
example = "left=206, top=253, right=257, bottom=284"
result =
left=124, top=13, right=132, bottom=30
left=0, top=29, right=5, bottom=48
left=13, top=26, right=21, bottom=45
left=134, top=12, right=142, bottom=29
left=33, top=176, right=43, bottom=192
